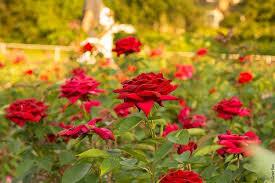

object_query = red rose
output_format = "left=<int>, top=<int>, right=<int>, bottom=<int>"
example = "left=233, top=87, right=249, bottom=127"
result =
left=5, top=99, right=48, bottom=127
left=113, top=36, right=142, bottom=56
left=217, top=130, right=261, bottom=157
left=174, top=64, right=194, bottom=80
left=92, top=128, right=115, bottom=141
left=60, top=75, right=104, bottom=103
left=25, top=69, right=33, bottom=75
left=159, top=169, right=203, bottom=183
left=57, top=124, right=90, bottom=139
left=114, top=104, right=130, bottom=117
left=83, top=42, right=94, bottom=52
left=178, top=107, right=206, bottom=129
left=113, top=72, right=178, bottom=116
left=150, top=48, right=162, bottom=58
left=238, top=55, right=251, bottom=62
left=238, top=72, right=253, bottom=84
left=178, top=98, right=186, bottom=107
left=126, top=65, right=136, bottom=73
left=72, top=67, right=86, bottom=77
left=209, top=88, right=217, bottom=95
left=177, top=142, right=197, bottom=155
left=57, top=118, right=115, bottom=141
left=0, top=62, right=4, bottom=68
left=83, top=100, right=101, bottom=114
left=162, top=122, right=179, bottom=137
left=196, top=48, right=208, bottom=56
left=214, top=97, right=251, bottom=120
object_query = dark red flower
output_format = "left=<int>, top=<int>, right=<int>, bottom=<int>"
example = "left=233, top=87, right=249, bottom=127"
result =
left=150, top=48, right=162, bottom=58
left=126, top=65, right=136, bottom=73
left=238, top=72, right=253, bottom=84
left=47, top=134, right=57, bottom=142
left=25, top=69, right=33, bottom=75
left=59, top=75, right=104, bottom=103
left=72, top=67, right=86, bottom=77
left=174, top=64, right=194, bottom=80
left=162, top=122, right=179, bottom=137
left=159, top=169, right=203, bottom=183
left=217, top=130, right=261, bottom=157
left=113, top=72, right=178, bottom=116
left=83, top=100, right=101, bottom=114
left=178, top=107, right=206, bottom=129
left=209, top=88, right=217, bottom=95
left=0, top=62, right=4, bottom=68
left=92, top=128, right=115, bottom=141
left=179, top=98, right=186, bottom=107
left=196, top=48, right=208, bottom=56
left=114, top=104, right=130, bottom=117
left=5, top=99, right=48, bottom=127
left=83, top=42, right=94, bottom=52
left=57, top=124, right=90, bottom=139
left=57, top=118, right=115, bottom=141
left=177, top=142, right=197, bottom=155
left=214, top=97, right=251, bottom=120
left=113, top=36, right=142, bottom=56
left=238, top=55, right=251, bottom=62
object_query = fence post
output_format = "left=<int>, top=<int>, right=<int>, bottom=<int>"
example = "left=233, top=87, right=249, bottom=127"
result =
left=54, top=46, right=60, bottom=62
left=0, top=43, right=7, bottom=54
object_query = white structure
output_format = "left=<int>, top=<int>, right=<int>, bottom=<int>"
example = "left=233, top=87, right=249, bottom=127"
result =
left=77, top=7, right=135, bottom=65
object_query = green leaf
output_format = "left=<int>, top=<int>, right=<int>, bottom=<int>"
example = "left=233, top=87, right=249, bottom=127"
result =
left=62, top=163, right=91, bottom=183
left=120, top=147, right=149, bottom=164
left=100, top=158, right=119, bottom=176
left=174, top=151, right=191, bottom=163
left=16, top=159, right=34, bottom=178
left=153, top=141, right=174, bottom=163
left=187, top=128, right=206, bottom=135
left=167, top=129, right=189, bottom=145
left=194, top=145, right=223, bottom=156
left=77, top=149, right=109, bottom=160
left=119, top=116, right=142, bottom=133
left=60, top=151, right=76, bottom=165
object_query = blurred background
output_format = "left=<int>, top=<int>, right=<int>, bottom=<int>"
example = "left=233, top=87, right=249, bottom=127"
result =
left=0, top=0, right=274, bottom=54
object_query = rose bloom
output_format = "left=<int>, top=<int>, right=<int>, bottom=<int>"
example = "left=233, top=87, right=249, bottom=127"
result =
left=83, top=42, right=94, bottom=52
left=25, top=69, right=33, bottom=75
left=238, top=72, right=253, bottom=84
left=5, top=99, right=48, bottom=127
left=150, top=48, right=162, bottom=58
left=214, top=97, right=251, bottom=120
left=126, top=65, right=136, bottom=73
left=113, top=72, right=178, bottom=116
left=83, top=100, right=101, bottom=114
left=57, top=118, right=115, bottom=141
left=177, top=142, right=197, bottom=155
left=196, top=48, right=208, bottom=56
left=209, top=88, right=217, bottom=95
left=0, top=62, right=4, bottom=68
left=72, top=67, right=86, bottom=77
left=174, top=64, right=194, bottom=80
left=113, top=36, right=142, bottom=56
left=162, top=122, right=179, bottom=137
left=217, top=130, right=261, bottom=157
left=238, top=55, right=251, bottom=62
left=114, top=104, right=130, bottom=117
left=178, top=107, right=206, bottom=129
left=59, top=75, right=104, bottom=103
left=159, top=169, right=203, bottom=183
left=178, top=98, right=186, bottom=107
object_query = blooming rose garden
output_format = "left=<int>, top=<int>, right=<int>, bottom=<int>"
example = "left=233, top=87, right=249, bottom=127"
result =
left=0, top=36, right=274, bottom=183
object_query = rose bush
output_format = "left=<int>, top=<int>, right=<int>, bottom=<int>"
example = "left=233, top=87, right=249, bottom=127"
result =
left=0, top=36, right=273, bottom=183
